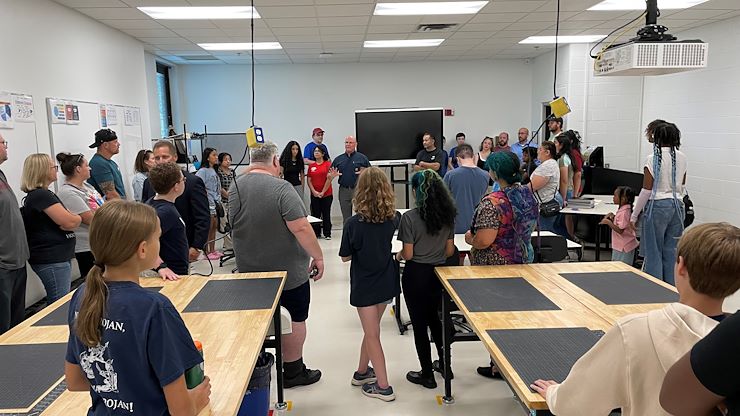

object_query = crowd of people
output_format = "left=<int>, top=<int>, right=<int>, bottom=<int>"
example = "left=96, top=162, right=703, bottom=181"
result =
left=0, top=118, right=737, bottom=415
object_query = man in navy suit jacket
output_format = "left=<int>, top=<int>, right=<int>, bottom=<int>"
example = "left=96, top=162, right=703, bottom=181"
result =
left=142, top=141, right=210, bottom=262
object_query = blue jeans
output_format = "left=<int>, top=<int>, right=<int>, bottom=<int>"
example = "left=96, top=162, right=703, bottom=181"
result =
left=31, top=261, right=72, bottom=304
left=539, top=193, right=564, bottom=233
left=612, top=248, right=635, bottom=266
left=641, top=199, right=684, bottom=285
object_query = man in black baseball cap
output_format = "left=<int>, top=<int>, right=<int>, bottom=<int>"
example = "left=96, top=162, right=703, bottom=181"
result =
left=87, top=129, right=126, bottom=200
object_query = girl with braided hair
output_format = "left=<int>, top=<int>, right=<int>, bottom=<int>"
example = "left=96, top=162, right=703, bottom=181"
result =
left=395, top=169, right=456, bottom=389
left=631, top=120, right=687, bottom=284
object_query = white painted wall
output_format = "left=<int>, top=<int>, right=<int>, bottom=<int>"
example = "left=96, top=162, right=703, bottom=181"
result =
left=530, top=15, right=740, bottom=226
left=175, top=60, right=534, bottom=156
left=0, top=0, right=153, bottom=305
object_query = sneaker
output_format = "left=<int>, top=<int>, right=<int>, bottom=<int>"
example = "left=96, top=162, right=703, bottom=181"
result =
left=432, top=360, right=454, bottom=380
left=476, top=365, right=503, bottom=379
left=361, top=382, right=395, bottom=402
left=352, top=367, right=377, bottom=386
left=206, top=252, right=222, bottom=260
left=406, top=370, right=437, bottom=389
left=325, top=236, right=332, bottom=240
left=284, top=367, right=322, bottom=388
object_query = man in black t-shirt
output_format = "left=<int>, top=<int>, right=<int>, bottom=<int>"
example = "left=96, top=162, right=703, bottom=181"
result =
left=414, top=133, right=445, bottom=176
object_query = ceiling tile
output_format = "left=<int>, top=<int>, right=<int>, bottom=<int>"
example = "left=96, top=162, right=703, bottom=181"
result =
left=139, top=36, right=191, bottom=45
left=315, top=5, right=373, bottom=17
left=418, top=14, right=475, bottom=24
left=370, top=15, right=422, bottom=25
left=56, top=0, right=128, bottom=6
left=76, top=7, right=148, bottom=19
left=457, top=22, right=510, bottom=31
left=480, top=1, right=547, bottom=13
left=281, top=42, right=323, bottom=49
left=172, top=28, right=227, bottom=37
left=99, top=19, right=164, bottom=29
left=122, top=28, right=177, bottom=37
left=265, top=17, right=319, bottom=28
left=449, top=31, right=494, bottom=39
left=257, top=6, right=316, bottom=18
left=120, top=0, right=188, bottom=5
left=320, top=26, right=367, bottom=35
left=157, top=20, right=219, bottom=29
left=271, top=27, right=321, bottom=36
left=277, top=34, right=322, bottom=42
left=567, top=10, right=631, bottom=21
left=518, top=11, right=578, bottom=22
left=468, top=13, right=527, bottom=24
left=667, top=9, right=734, bottom=20
left=367, top=24, right=416, bottom=33
left=318, top=16, right=370, bottom=26
left=321, top=34, right=365, bottom=42
left=693, top=0, right=740, bottom=9
left=537, top=0, right=602, bottom=12
left=212, top=19, right=268, bottom=29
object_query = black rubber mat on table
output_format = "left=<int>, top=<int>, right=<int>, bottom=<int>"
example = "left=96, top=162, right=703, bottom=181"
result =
left=448, top=278, right=560, bottom=312
left=559, top=271, right=678, bottom=305
left=183, top=278, right=282, bottom=312
left=32, top=286, right=163, bottom=327
left=487, top=327, right=604, bottom=390
left=0, top=343, right=67, bottom=411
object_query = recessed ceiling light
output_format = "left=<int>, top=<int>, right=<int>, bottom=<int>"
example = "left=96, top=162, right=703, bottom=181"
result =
left=374, top=1, right=488, bottom=16
left=519, top=35, right=606, bottom=44
left=138, top=6, right=260, bottom=20
left=364, top=39, right=445, bottom=48
left=198, top=42, right=282, bottom=51
left=588, top=0, right=709, bottom=11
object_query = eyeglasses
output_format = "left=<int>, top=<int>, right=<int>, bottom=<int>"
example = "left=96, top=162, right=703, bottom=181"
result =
left=51, top=165, right=59, bottom=172
left=0, top=140, right=7, bottom=146
left=178, top=176, right=187, bottom=184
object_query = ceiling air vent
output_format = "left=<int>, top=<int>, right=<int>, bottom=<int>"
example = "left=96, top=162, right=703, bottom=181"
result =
left=179, top=55, right=220, bottom=61
left=417, top=24, right=457, bottom=32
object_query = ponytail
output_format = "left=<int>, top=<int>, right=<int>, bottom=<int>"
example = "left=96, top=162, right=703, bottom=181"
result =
left=75, top=265, right=108, bottom=347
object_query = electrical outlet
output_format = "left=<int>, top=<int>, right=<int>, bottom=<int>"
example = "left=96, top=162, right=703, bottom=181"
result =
left=605, top=163, right=610, bottom=168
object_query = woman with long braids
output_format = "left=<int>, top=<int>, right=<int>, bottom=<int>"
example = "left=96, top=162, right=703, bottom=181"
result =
left=631, top=120, right=687, bottom=284
left=395, top=169, right=456, bottom=389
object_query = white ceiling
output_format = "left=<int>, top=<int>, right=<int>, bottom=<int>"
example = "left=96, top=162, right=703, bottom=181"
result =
left=55, top=0, right=740, bottom=64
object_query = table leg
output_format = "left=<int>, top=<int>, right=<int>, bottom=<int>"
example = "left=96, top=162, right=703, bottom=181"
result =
left=441, top=289, right=454, bottom=404
left=595, top=223, right=601, bottom=261
left=273, top=307, right=287, bottom=411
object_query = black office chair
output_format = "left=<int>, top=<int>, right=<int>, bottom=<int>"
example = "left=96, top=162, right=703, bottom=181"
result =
left=532, top=235, right=569, bottom=263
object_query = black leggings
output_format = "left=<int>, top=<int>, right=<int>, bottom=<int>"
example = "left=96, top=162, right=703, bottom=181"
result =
left=402, top=260, right=443, bottom=375
left=75, top=251, right=96, bottom=280
left=310, top=195, right=333, bottom=238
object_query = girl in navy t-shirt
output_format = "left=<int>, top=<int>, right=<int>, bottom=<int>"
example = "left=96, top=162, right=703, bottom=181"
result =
left=64, top=200, right=211, bottom=415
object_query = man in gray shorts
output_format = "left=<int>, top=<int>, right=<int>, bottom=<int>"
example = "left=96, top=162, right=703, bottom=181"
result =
left=229, top=142, right=325, bottom=388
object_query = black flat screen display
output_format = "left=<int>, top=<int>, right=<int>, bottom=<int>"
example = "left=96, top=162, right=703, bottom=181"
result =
left=355, top=109, right=443, bottom=162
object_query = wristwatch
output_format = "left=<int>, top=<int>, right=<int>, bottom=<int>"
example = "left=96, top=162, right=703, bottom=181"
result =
left=153, top=262, right=168, bottom=272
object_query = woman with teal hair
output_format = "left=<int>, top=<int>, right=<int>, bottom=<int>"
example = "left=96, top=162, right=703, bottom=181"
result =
left=465, top=151, right=539, bottom=379
left=465, top=151, right=539, bottom=265
left=395, top=169, right=456, bottom=389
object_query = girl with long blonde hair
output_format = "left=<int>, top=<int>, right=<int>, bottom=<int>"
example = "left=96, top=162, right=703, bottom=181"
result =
left=339, top=167, right=400, bottom=401
left=64, top=200, right=211, bottom=415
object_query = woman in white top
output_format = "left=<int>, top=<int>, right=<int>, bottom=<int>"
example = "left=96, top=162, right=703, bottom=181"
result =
left=631, top=120, right=687, bottom=285
left=56, top=153, right=105, bottom=279
left=196, top=147, right=222, bottom=259
left=528, top=141, right=561, bottom=232
left=132, top=149, right=154, bottom=202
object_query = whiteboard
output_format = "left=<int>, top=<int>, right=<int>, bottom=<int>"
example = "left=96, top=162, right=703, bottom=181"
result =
left=47, top=98, right=144, bottom=199
left=0, top=92, right=41, bottom=205
left=204, top=133, right=250, bottom=166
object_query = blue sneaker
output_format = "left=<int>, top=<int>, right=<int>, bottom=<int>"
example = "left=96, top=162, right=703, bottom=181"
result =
left=362, top=382, right=395, bottom=402
left=351, top=367, right=377, bottom=386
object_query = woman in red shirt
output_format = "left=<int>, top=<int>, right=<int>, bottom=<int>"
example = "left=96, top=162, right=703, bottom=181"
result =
left=307, top=146, right=336, bottom=240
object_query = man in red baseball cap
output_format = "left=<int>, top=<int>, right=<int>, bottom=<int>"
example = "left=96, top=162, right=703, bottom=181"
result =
left=303, top=128, right=329, bottom=165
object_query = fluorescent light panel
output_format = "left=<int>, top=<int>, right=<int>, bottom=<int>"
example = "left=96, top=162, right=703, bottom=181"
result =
left=588, top=0, right=709, bottom=11
left=138, top=6, right=260, bottom=20
left=374, top=1, right=488, bottom=16
left=198, top=42, right=282, bottom=51
left=364, top=39, right=445, bottom=48
left=519, top=35, right=606, bottom=44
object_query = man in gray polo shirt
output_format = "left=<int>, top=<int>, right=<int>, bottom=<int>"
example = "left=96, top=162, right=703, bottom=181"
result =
left=229, top=142, right=325, bottom=388
left=0, top=133, right=30, bottom=334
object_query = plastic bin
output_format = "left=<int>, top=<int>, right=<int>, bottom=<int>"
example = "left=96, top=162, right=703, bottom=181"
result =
left=237, top=352, right=274, bottom=416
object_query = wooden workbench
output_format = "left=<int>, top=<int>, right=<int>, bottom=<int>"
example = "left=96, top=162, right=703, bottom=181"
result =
left=0, top=272, right=285, bottom=416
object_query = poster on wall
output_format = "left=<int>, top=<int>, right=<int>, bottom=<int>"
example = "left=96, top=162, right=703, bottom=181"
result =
left=124, top=107, right=140, bottom=126
left=49, top=99, right=67, bottom=124
left=100, top=104, right=107, bottom=128
left=12, top=94, right=33, bottom=123
left=65, top=104, right=80, bottom=125
left=106, top=105, right=118, bottom=125
left=0, top=92, right=13, bottom=129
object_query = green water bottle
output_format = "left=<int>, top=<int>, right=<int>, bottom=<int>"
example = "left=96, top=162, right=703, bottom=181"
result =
left=185, top=340, right=204, bottom=389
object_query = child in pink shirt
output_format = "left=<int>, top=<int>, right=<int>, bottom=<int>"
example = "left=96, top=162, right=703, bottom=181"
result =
left=601, top=186, right=639, bottom=265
